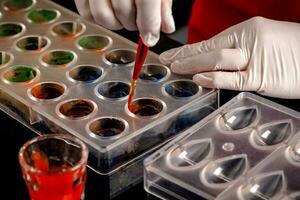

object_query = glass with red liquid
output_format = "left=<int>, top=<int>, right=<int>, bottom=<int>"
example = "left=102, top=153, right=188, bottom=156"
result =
left=18, top=134, right=88, bottom=200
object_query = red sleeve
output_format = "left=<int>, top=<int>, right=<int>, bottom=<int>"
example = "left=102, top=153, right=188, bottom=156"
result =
left=188, top=0, right=300, bottom=44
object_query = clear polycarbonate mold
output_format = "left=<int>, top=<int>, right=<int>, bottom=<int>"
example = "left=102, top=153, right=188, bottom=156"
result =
left=67, top=65, right=103, bottom=84
left=95, top=81, right=129, bottom=101
left=237, top=171, right=284, bottom=200
left=2, top=65, right=39, bottom=84
left=126, top=97, right=166, bottom=118
left=0, top=51, right=13, bottom=68
left=219, top=106, right=258, bottom=131
left=138, top=64, right=170, bottom=83
left=2, top=0, right=35, bottom=11
left=104, top=49, right=136, bottom=66
left=252, top=120, right=292, bottom=147
left=56, top=98, right=97, bottom=120
left=163, top=80, right=200, bottom=99
left=202, top=154, right=248, bottom=187
left=0, top=22, right=25, bottom=38
left=77, top=35, right=112, bottom=52
left=51, top=21, right=85, bottom=38
left=41, top=50, right=76, bottom=67
left=87, top=117, right=128, bottom=140
left=15, top=35, right=50, bottom=52
left=286, top=141, right=300, bottom=164
left=27, top=8, right=60, bottom=24
left=28, top=82, right=66, bottom=102
left=167, top=139, right=212, bottom=169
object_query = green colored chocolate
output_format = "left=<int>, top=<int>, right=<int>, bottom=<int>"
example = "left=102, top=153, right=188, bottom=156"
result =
left=78, top=36, right=109, bottom=50
left=5, top=66, right=37, bottom=82
left=44, top=51, right=74, bottom=66
left=4, top=0, right=33, bottom=11
left=0, top=23, right=23, bottom=37
left=28, top=9, right=57, bottom=23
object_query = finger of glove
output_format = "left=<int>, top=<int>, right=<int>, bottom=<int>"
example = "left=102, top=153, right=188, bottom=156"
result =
left=74, top=0, right=94, bottom=21
left=159, top=34, right=236, bottom=65
left=136, top=0, right=161, bottom=47
left=111, top=0, right=137, bottom=31
left=89, top=0, right=123, bottom=30
left=161, top=0, right=175, bottom=33
left=193, top=71, right=248, bottom=91
left=171, top=48, right=247, bottom=75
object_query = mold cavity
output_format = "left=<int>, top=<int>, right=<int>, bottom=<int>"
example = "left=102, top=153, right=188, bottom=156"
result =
left=203, top=155, right=247, bottom=185
left=29, top=82, right=65, bottom=101
left=239, top=172, right=284, bottom=200
left=255, top=121, right=292, bottom=146
left=287, top=142, right=300, bottom=163
left=221, top=107, right=258, bottom=131
left=105, top=49, right=135, bottom=66
left=169, top=139, right=212, bottom=167
left=3, top=65, right=38, bottom=83
left=58, top=99, right=96, bottom=120
left=0, top=51, right=11, bottom=67
left=0, top=23, right=23, bottom=37
left=88, top=117, right=127, bottom=139
left=96, top=81, right=129, bottom=100
left=139, top=64, right=169, bottom=82
left=3, top=0, right=34, bottom=11
left=164, top=80, right=199, bottom=98
left=78, top=35, right=111, bottom=51
left=129, top=98, right=164, bottom=117
left=52, top=21, right=84, bottom=38
left=42, top=50, right=75, bottom=66
left=68, top=65, right=103, bottom=83
left=16, top=36, right=49, bottom=51
left=27, top=9, right=59, bottom=24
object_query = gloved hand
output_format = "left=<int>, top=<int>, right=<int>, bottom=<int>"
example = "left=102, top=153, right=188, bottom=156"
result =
left=160, top=17, right=300, bottom=99
left=74, top=0, right=175, bottom=47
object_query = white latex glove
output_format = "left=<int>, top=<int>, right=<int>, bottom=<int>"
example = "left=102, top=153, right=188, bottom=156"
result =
left=74, top=0, right=175, bottom=47
left=160, top=17, right=300, bottom=99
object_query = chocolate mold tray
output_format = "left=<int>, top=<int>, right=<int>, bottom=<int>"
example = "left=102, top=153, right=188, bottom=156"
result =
left=144, top=92, right=300, bottom=200
left=0, top=0, right=218, bottom=180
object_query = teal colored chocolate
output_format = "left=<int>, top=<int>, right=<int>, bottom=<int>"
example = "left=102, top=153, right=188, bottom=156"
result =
left=78, top=36, right=109, bottom=50
left=69, top=66, right=102, bottom=83
left=139, top=72, right=165, bottom=82
left=5, top=66, right=36, bottom=82
left=0, top=23, right=22, bottom=37
left=165, top=81, right=199, bottom=98
left=44, top=51, right=74, bottom=65
left=4, top=0, right=33, bottom=11
left=98, top=82, right=129, bottom=99
left=28, top=9, right=57, bottom=23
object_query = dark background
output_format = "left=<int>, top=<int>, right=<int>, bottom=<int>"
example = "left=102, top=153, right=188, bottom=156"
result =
left=2, top=0, right=300, bottom=200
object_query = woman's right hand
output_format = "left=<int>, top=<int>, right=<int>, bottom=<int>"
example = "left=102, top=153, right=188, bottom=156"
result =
left=74, top=0, right=175, bottom=47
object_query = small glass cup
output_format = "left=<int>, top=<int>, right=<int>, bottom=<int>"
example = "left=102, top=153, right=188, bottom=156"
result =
left=18, top=134, right=88, bottom=200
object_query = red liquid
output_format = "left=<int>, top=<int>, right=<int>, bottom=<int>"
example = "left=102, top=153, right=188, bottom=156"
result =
left=25, top=151, right=86, bottom=200
left=128, top=38, right=149, bottom=112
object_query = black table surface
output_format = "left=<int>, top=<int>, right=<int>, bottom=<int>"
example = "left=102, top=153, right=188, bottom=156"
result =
left=2, top=1, right=300, bottom=200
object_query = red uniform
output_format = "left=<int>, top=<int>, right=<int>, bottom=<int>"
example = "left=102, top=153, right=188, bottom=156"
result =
left=188, top=0, right=300, bottom=43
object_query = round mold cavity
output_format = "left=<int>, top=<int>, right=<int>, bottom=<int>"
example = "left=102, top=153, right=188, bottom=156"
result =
left=0, top=51, right=13, bottom=68
left=95, top=81, right=130, bottom=101
left=251, top=120, right=292, bottom=148
left=87, top=117, right=128, bottom=140
left=285, top=141, right=300, bottom=165
left=28, top=82, right=66, bottom=102
left=237, top=171, right=284, bottom=200
left=56, top=98, right=97, bottom=120
left=163, top=80, right=200, bottom=99
left=67, top=65, right=103, bottom=84
left=15, top=35, right=50, bottom=52
left=219, top=106, right=259, bottom=132
left=138, top=64, right=170, bottom=83
left=2, top=0, right=35, bottom=11
left=167, top=139, right=213, bottom=170
left=104, top=49, right=136, bottom=66
left=77, top=35, right=112, bottom=52
left=27, top=8, right=60, bottom=24
left=201, top=154, right=248, bottom=188
left=2, top=65, right=39, bottom=84
left=126, top=97, right=166, bottom=119
left=51, top=21, right=85, bottom=39
left=41, top=50, right=76, bottom=67
left=0, top=22, right=25, bottom=38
